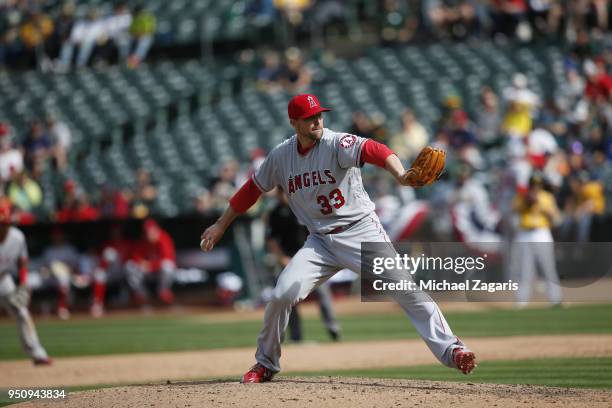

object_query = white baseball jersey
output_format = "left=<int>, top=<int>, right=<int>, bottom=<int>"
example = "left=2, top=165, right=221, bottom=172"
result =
left=0, top=227, right=27, bottom=276
left=0, top=226, right=49, bottom=361
left=253, top=128, right=375, bottom=234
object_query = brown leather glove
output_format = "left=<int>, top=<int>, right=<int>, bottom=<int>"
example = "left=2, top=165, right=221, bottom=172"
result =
left=402, top=147, right=446, bottom=187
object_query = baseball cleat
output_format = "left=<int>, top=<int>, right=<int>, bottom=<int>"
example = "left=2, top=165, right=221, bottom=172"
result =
left=241, top=363, right=275, bottom=383
left=33, top=357, right=53, bottom=366
left=453, top=348, right=477, bottom=375
left=159, top=289, right=175, bottom=305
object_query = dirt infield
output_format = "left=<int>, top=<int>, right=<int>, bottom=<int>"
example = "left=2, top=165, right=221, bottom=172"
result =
left=2, top=334, right=612, bottom=388
left=14, top=377, right=612, bottom=408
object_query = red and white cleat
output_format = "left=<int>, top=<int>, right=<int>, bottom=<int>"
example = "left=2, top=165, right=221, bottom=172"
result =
left=453, top=348, right=477, bottom=375
left=33, top=357, right=53, bottom=366
left=241, top=363, right=275, bottom=383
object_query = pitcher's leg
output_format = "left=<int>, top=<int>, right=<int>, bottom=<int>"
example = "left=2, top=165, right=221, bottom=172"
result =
left=334, top=213, right=471, bottom=369
left=255, top=240, right=337, bottom=373
left=393, top=291, right=463, bottom=367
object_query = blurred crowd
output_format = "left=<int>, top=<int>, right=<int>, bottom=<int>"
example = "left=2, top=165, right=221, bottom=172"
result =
left=0, top=115, right=165, bottom=223
left=0, top=0, right=156, bottom=70
left=5, top=1, right=612, bottom=71
left=365, top=66, right=611, bottom=246
left=246, top=0, right=612, bottom=46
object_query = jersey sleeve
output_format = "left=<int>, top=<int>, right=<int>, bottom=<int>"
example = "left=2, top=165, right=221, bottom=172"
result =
left=336, top=133, right=368, bottom=169
left=252, top=150, right=278, bottom=192
left=16, top=230, right=28, bottom=259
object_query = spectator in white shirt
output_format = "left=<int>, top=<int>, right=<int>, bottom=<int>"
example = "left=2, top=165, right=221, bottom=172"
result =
left=0, top=123, right=24, bottom=183
left=46, top=112, right=72, bottom=172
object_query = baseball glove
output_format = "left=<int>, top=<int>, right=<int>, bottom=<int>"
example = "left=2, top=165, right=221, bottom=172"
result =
left=402, top=146, right=446, bottom=187
left=8, top=286, right=30, bottom=308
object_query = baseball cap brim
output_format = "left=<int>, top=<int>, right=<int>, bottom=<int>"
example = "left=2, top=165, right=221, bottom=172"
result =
left=299, top=106, right=332, bottom=119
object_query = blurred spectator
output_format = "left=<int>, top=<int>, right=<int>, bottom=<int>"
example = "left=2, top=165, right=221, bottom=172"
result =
left=503, top=72, right=541, bottom=108
left=490, top=0, right=530, bottom=40
left=18, top=11, right=53, bottom=67
left=246, top=0, right=278, bottom=28
left=210, top=159, right=239, bottom=210
left=256, top=49, right=283, bottom=93
left=279, top=47, right=312, bottom=93
left=127, top=5, right=156, bottom=68
left=104, top=3, right=132, bottom=62
left=99, top=184, right=131, bottom=219
left=132, top=168, right=157, bottom=218
left=58, top=8, right=104, bottom=70
left=379, top=0, right=418, bottom=45
left=527, top=127, right=558, bottom=170
left=54, top=179, right=78, bottom=222
left=452, top=163, right=501, bottom=242
left=423, top=0, right=478, bottom=40
left=194, top=188, right=214, bottom=214
left=583, top=58, right=612, bottom=102
left=389, top=108, right=429, bottom=161
left=55, top=180, right=99, bottom=222
left=0, top=4, right=23, bottom=68
left=447, top=109, right=477, bottom=150
left=309, top=0, right=347, bottom=39
left=22, top=119, right=51, bottom=178
left=7, top=170, right=42, bottom=213
left=45, top=112, right=72, bottom=172
left=560, top=171, right=606, bottom=242
left=501, top=74, right=539, bottom=138
left=475, top=86, right=502, bottom=148
left=350, top=111, right=375, bottom=138
left=527, top=0, right=564, bottom=40
left=125, top=219, right=176, bottom=305
left=47, top=2, right=75, bottom=63
left=274, top=0, right=312, bottom=30
left=0, top=124, right=24, bottom=183
left=72, top=193, right=100, bottom=222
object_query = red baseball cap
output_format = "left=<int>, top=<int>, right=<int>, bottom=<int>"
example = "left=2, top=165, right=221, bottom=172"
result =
left=143, top=218, right=160, bottom=232
left=0, top=199, right=12, bottom=223
left=288, top=94, right=331, bottom=120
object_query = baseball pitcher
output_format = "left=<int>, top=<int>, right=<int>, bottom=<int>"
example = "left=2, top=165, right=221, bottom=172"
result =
left=200, top=94, right=476, bottom=383
left=0, top=200, right=51, bottom=365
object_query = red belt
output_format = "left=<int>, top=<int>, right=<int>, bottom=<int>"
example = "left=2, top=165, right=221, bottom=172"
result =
left=325, top=218, right=363, bottom=235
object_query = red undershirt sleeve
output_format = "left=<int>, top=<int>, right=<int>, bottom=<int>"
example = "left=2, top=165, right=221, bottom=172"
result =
left=229, top=178, right=264, bottom=213
left=360, top=139, right=396, bottom=168
left=18, top=264, right=28, bottom=285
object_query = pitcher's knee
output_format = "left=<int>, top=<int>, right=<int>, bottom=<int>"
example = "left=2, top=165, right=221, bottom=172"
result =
left=271, top=286, right=301, bottom=307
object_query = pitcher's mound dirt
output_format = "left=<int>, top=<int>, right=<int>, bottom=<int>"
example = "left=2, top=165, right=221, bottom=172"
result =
left=14, top=377, right=612, bottom=408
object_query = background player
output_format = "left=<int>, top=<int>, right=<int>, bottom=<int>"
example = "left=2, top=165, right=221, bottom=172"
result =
left=511, top=174, right=563, bottom=307
left=126, top=219, right=176, bottom=305
left=0, top=199, right=51, bottom=365
left=201, top=94, right=476, bottom=383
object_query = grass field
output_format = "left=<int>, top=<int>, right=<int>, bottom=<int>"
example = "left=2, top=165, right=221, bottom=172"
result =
left=289, top=357, right=612, bottom=389
left=0, top=303, right=611, bottom=360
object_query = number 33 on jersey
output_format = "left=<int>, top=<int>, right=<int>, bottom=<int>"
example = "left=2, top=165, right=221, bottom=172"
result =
left=252, top=130, right=375, bottom=234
